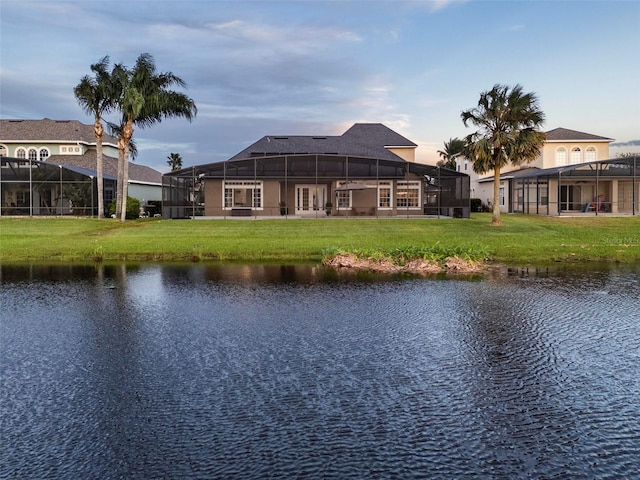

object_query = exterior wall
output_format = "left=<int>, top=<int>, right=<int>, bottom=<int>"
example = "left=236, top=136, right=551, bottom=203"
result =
left=0, top=142, right=119, bottom=159
left=541, top=141, right=610, bottom=169
left=128, top=183, right=162, bottom=203
left=201, top=177, right=430, bottom=217
left=387, top=147, right=415, bottom=162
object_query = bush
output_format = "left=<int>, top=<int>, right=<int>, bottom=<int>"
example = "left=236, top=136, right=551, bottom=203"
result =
left=108, top=197, right=141, bottom=220
left=470, top=198, right=483, bottom=212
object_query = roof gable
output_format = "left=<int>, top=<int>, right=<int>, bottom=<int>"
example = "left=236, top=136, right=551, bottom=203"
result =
left=342, top=123, right=417, bottom=147
left=545, top=127, right=613, bottom=142
left=0, top=118, right=119, bottom=145
left=48, top=152, right=162, bottom=184
left=229, top=123, right=416, bottom=162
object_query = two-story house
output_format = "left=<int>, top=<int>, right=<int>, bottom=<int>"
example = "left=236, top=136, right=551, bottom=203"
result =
left=456, top=128, right=637, bottom=215
left=0, top=119, right=162, bottom=216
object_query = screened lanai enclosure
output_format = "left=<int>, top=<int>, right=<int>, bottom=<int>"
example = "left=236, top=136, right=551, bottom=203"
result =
left=162, top=155, right=471, bottom=219
left=0, top=156, right=115, bottom=216
left=507, top=157, right=639, bottom=216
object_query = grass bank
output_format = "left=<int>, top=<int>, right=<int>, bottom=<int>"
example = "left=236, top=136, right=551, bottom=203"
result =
left=0, top=214, right=638, bottom=266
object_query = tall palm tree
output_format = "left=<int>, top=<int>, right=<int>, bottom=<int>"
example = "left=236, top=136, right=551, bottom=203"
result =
left=461, top=84, right=546, bottom=226
left=112, top=53, right=197, bottom=221
left=437, top=137, right=466, bottom=170
left=167, top=152, right=183, bottom=172
left=74, top=56, right=114, bottom=218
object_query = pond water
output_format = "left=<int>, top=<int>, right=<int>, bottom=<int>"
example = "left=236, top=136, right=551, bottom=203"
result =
left=1, top=263, right=639, bottom=479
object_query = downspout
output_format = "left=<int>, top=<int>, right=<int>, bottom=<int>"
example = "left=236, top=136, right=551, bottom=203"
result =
left=633, top=156, right=637, bottom=216
left=29, top=156, right=33, bottom=217
left=558, top=171, right=562, bottom=216
left=376, top=158, right=379, bottom=219
left=595, top=162, right=599, bottom=216
left=437, top=166, right=441, bottom=219
left=254, top=158, right=257, bottom=219
left=59, top=165, right=63, bottom=216
left=223, top=161, right=227, bottom=219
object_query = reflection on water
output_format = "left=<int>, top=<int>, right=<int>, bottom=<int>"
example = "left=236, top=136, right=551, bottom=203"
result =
left=1, top=263, right=639, bottom=479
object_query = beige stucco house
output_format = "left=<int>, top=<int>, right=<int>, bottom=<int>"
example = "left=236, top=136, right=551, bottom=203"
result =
left=456, top=127, right=638, bottom=215
left=0, top=119, right=163, bottom=216
left=163, top=124, right=471, bottom=219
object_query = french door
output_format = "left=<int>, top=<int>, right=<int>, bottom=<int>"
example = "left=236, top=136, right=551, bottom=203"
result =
left=295, top=185, right=327, bottom=214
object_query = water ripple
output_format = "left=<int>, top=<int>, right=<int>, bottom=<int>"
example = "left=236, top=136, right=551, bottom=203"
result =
left=1, top=264, right=639, bottom=478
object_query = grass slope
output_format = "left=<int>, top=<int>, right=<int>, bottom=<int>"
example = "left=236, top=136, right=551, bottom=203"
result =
left=1, top=214, right=638, bottom=265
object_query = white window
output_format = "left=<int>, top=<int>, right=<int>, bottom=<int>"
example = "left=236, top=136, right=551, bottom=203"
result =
left=499, top=186, right=505, bottom=206
left=28, top=148, right=38, bottom=161
left=396, top=180, right=421, bottom=209
left=223, top=181, right=263, bottom=209
left=555, top=147, right=567, bottom=166
left=464, top=161, right=468, bottom=171
left=585, top=147, right=597, bottom=163
left=16, top=148, right=26, bottom=159
left=378, top=181, right=392, bottom=209
left=39, top=148, right=50, bottom=161
left=336, top=182, right=352, bottom=209
left=0, top=145, right=7, bottom=157
left=570, top=147, right=582, bottom=165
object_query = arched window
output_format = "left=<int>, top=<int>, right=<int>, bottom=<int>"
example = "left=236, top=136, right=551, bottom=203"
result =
left=555, top=147, right=567, bottom=166
left=0, top=145, right=7, bottom=157
left=570, top=147, right=582, bottom=164
left=39, top=148, right=50, bottom=161
left=28, top=148, right=38, bottom=161
left=585, top=146, right=597, bottom=163
left=16, top=148, right=26, bottom=159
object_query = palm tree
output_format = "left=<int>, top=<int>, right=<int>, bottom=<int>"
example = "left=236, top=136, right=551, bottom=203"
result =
left=461, top=84, right=546, bottom=226
left=112, top=53, right=197, bottom=221
left=167, top=152, right=183, bottom=172
left=437, top=137, right=466, bottom=170
left=74, top=56, right=114, bottom=218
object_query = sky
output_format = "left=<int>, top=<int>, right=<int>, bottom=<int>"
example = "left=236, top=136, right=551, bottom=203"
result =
left=1, top=0, right=639, bottom=173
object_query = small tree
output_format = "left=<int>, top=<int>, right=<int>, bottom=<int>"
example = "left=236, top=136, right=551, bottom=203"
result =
left=167, top=152, right=183, bottom=171
left=437, top=137, right=466, bottom=170
left=461, top=84, right=546, bottom=225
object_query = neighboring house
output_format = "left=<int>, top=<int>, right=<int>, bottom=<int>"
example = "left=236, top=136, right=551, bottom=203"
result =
left=0, top=119, right=163, bottom=216
left=456, top=127, right=638, bottom=215
left=162, top=123, right=471, bottom=219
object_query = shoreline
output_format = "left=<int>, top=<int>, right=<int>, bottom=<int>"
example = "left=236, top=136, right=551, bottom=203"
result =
left=323, top=253, right=487, bottom=275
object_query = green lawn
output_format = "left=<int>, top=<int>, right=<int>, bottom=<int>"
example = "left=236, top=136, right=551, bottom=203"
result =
left=0, top=214, right=638, bottom=265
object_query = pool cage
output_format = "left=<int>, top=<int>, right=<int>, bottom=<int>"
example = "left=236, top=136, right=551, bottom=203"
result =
left=508, top=156, right=639, bottom=216
left=0, top=156, right=116, bottom=217
left=162, top=155, right=470, bottom=219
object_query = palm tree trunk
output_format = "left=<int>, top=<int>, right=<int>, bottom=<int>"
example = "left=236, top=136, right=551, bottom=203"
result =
left=492, top=165, right=501, bottom=226
left=94, top=119, right=104, bottom=219
left=119, top=119, right=134, bottom=222
left=116, top=137, right=125, bottom=218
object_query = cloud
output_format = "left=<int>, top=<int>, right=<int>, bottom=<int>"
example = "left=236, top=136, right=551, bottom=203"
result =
left=611, top=139, right=640, bottom=147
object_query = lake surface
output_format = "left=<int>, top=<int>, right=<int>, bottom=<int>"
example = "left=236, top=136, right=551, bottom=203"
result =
left=1, top=263, right=639, bottom=479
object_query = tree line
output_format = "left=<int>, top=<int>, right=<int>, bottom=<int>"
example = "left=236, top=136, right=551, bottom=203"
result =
left=74, top=53, right=197, bottom=221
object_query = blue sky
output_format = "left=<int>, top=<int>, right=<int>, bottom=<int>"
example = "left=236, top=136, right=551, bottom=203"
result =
left=1, top=0, right=639, bottom=172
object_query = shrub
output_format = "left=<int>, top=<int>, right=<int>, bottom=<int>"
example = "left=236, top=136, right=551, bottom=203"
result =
left=108, top=197, right=141, bottom=220
left=470, top=198, right=483, bottom=212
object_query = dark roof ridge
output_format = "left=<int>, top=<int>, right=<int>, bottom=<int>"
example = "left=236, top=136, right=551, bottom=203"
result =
left=546, top=127, right=614, bottom=142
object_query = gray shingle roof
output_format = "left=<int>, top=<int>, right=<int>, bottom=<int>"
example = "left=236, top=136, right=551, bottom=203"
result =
left=228, top=123, right=416, bottom=162
left=0, top=118, right=119, bottom=145
left=545, top=127, right=613, bottom=142
left=48, top=152, right=162, bottom=184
